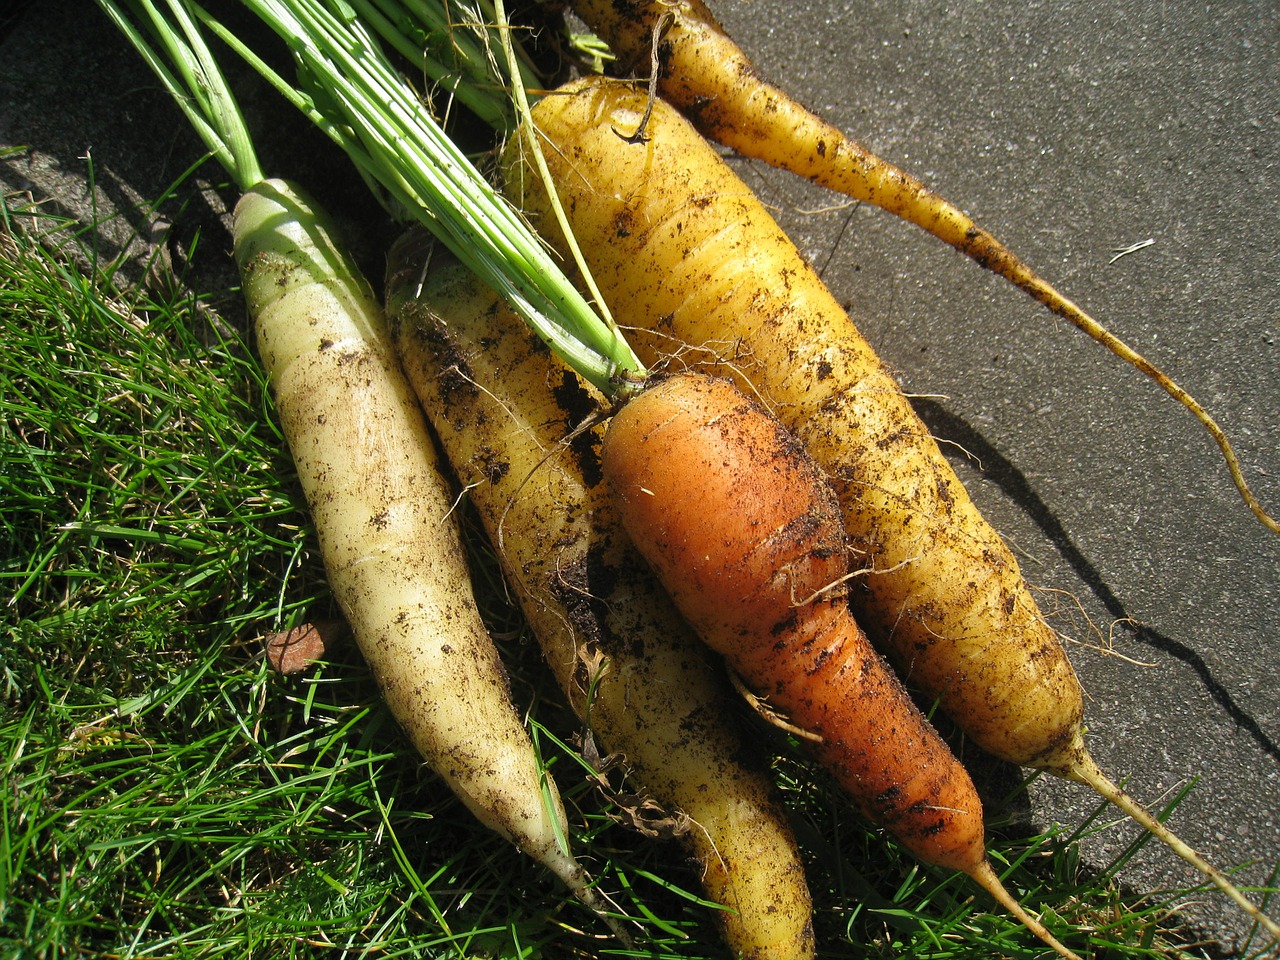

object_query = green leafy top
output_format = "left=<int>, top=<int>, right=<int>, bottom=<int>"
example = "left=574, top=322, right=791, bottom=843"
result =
left=95, top=0, right=646, bottom=398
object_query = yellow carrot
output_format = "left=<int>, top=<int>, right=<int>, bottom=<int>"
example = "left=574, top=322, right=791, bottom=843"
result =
left=385, top=231, right=817, bottom=960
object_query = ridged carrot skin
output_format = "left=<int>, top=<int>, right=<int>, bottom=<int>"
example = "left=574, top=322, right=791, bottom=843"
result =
left=601, top=372, right=1082, bottom=959
left=384, top=231, right=817, bottom=960
left=601, top=372, right=986, bottom=873
left=567, top=0, right=1280, bottom=537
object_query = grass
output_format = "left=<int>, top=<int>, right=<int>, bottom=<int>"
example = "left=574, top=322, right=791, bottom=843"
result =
left=1, top=140, right=1275, bottom=960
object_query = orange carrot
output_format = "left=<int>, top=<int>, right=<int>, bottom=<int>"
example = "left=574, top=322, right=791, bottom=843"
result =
left=602, top=371, right=1081, bottom=960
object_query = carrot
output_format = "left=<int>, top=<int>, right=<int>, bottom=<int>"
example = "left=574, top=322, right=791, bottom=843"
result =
left=385, top=229, right=816, bottom=960
left=501, top=76, right=1280, bottom=943
left=601, top=370, right=1081, bottom=960
left=233, top=181, right=619, bottom=922
left=566, top=0, right=1280, bottom=538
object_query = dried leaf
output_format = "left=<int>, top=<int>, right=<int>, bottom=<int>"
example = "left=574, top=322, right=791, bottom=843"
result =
left=265, top=619, right=347, bottom=674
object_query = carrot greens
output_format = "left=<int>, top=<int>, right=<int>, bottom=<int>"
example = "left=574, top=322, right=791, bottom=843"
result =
left=107, top=0, right=644, bottom=397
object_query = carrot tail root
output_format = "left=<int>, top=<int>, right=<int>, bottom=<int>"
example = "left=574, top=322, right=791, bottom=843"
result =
left=1068, top=750, right=1280, bottom=945
left=970, top=859, right=1083, bottom=960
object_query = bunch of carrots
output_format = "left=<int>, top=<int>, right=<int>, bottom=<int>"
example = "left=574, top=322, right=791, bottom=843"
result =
left=97, top=0, right=1278, bottom=957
